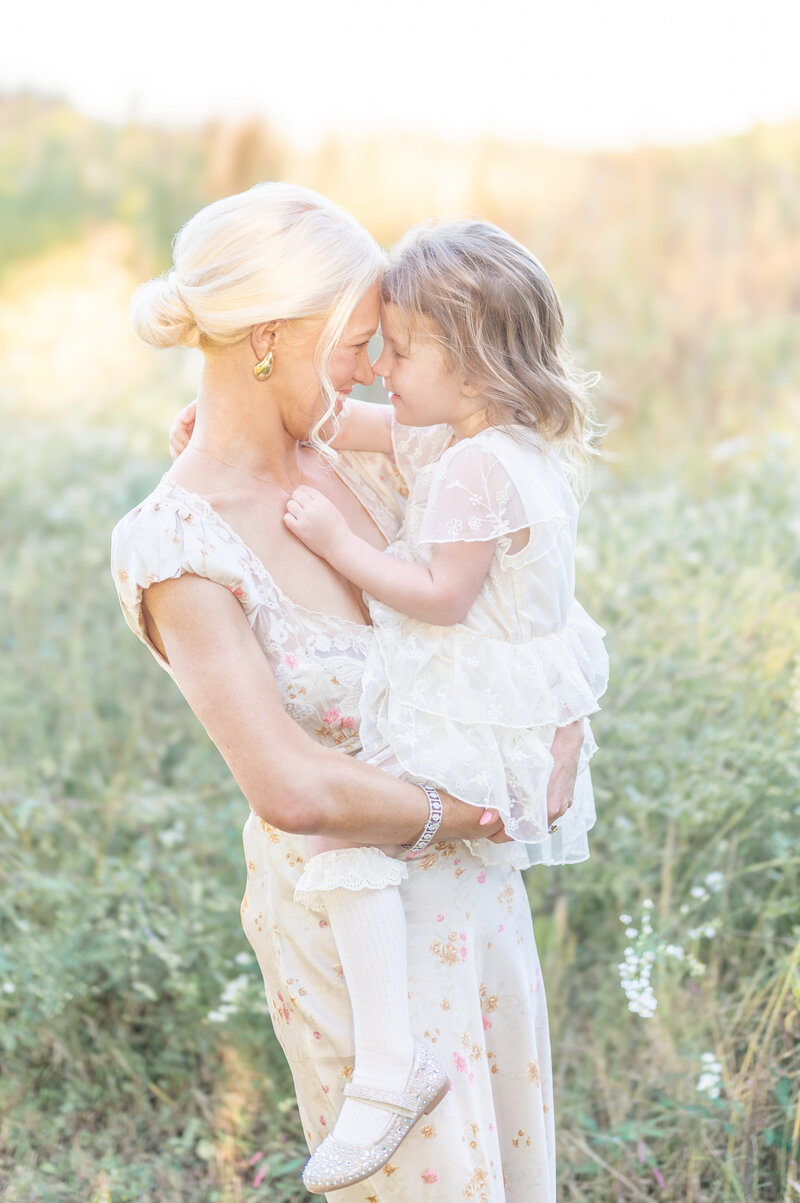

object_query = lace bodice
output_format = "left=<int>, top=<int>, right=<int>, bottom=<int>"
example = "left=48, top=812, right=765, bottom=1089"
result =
left=110, top=451, right=404, bottom=753
left=389, top=421, right=581, bottom=639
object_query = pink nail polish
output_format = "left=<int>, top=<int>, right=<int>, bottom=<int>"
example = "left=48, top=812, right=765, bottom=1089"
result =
left=479, top=811, right=494, bottom=826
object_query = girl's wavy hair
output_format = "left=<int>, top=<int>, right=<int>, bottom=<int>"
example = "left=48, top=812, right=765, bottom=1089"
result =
left=130, top=181, right=384, bottom=457
left=381, top=218, right=599, bottom=487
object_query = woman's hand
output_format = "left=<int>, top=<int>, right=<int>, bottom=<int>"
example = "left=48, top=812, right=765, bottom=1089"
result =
left=284, top=486, right=354, bottom=558
left=436, top=801, right=509, bottom=844
left=169, top=399, right=197, bottom=460
left=546, top=720, right=584, bottom=826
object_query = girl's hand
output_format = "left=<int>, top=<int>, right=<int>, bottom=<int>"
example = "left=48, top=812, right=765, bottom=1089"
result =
left=284, top=486, right=353, bottom=558
left=169, top=400, right=197, bottom=460
left=546, top=720, right=584, bottom=826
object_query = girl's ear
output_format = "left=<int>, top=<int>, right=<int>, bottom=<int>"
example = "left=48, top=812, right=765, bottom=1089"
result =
left=461, top=378, right=482, bottom=398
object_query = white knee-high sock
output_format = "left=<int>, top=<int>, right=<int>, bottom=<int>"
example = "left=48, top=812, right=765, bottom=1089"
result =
left=323, top=884, right=416, bottom=1146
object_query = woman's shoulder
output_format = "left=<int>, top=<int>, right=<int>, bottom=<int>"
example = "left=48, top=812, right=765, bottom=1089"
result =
left=111, top=476, right=263, bottom=625
left=112, top=477, right=210, bottom=577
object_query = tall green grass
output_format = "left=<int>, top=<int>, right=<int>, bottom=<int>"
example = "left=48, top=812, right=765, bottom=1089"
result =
left=1, top=405, right=797, bottom=1201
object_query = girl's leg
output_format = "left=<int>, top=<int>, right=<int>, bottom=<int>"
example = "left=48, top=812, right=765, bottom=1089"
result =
left=296, top=844, right=415, bottom=1145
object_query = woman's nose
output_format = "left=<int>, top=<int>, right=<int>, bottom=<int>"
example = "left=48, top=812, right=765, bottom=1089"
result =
left=354, top=348, right=375, bottom=386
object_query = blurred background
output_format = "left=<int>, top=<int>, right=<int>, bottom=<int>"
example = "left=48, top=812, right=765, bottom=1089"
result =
left=1, top=2, right=799, bottom=1200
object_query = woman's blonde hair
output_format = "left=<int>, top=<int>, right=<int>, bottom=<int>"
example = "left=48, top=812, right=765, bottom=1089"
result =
left=131, top=182, right=384, bottom=452
left=382, top=219, right=598, bottom=479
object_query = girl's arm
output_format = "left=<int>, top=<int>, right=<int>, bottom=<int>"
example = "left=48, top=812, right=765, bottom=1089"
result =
left=284, top=485, right=495, bottom=626
left=168, top=398, right=392, bottom=460
left=142, top=572, right=505, bottom=842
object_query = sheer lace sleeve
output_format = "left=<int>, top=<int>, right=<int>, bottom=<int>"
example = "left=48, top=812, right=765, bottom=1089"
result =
left=417, top=433, right=574, bottom=564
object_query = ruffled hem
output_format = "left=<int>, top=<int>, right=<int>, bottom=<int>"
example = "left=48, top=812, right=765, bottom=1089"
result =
left=365, top=600, right=608, bottom=732
left=359, top=676, right=599, bottom=842
left=294, top=846, right=408, bottom=912
left=465, top=760, right=597, bottom=869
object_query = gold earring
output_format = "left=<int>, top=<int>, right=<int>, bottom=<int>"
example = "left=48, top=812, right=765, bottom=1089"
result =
left=253, top=349, right=274, bottom=380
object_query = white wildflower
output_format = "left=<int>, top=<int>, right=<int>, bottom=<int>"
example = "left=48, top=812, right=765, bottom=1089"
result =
left=697, top=1052, right=723, bottom=1100
left=159, top=821, right=186, bottom=848
left=220, top=974, right=250, bottom=1005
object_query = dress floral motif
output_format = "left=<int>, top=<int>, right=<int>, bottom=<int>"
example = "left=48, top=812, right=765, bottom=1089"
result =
left=111, top=449, right=557, bottom=1201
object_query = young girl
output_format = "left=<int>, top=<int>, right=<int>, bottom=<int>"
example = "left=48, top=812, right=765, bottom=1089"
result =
left=171, top=219, right=608, bottom=1194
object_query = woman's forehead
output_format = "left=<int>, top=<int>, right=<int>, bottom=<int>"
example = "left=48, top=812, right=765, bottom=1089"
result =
left=345, top=282, right=381, bottom=339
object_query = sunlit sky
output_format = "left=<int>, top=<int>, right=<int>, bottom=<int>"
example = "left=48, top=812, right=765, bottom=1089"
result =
left=4, top=0, right=800, bottom=149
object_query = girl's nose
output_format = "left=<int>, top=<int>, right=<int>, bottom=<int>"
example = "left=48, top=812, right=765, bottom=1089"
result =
left=371, top=347, right=388, bottom=377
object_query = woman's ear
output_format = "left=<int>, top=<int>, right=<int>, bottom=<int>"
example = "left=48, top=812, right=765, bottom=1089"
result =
left=251, top=320, right=281, bottom=360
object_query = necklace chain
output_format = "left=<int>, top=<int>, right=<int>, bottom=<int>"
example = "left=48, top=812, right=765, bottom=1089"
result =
left=188, top=443, right=297, bottom=494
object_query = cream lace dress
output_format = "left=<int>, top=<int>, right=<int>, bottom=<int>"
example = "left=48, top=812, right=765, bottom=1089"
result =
left=111, top=450, right=557, bottom=1202
left=357, top=421, right=609, bottom=868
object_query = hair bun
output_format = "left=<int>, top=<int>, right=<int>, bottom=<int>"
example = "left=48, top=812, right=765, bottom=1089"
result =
left=130, top=272, right=201, bottom=349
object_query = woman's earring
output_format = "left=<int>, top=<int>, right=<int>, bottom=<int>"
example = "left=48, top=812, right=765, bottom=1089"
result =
left=253, top=349, right=274, bottom=380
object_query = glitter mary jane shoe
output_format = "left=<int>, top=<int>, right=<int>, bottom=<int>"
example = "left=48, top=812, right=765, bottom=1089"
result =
left=301, top=1039, right=449, bottom=1194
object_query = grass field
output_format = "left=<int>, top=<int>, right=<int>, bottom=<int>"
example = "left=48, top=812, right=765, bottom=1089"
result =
left=1, top=103, right=799, bottom=1201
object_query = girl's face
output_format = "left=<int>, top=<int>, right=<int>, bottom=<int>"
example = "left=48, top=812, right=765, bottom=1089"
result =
left=373, top=302, right=480, bottom=433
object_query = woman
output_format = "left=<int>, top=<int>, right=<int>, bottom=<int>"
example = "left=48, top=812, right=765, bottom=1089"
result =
left=112, top=182, right=582, bottom=1201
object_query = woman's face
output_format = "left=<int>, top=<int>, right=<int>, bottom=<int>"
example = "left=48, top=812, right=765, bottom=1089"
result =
left=276, top=283, right=381, bottom=440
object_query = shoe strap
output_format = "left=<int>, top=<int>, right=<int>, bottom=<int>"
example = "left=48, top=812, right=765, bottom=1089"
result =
left=342, top=1080, right=418, bottom=1118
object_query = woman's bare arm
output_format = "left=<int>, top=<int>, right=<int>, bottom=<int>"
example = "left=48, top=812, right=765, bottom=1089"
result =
left=330, top=399, right=393, bottom=452
left=143, top=573, right=506, bottom=844
left=546, top=720, right=584, bottom=825
left=168, top=398, right=393, bottom=461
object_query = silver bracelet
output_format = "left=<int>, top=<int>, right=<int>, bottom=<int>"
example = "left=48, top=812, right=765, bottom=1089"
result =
left=402, top=785, right=443, bottom=857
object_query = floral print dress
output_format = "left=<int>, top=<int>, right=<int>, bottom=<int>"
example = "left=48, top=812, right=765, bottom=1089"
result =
left=111, top=450, right=557, bottom=1202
